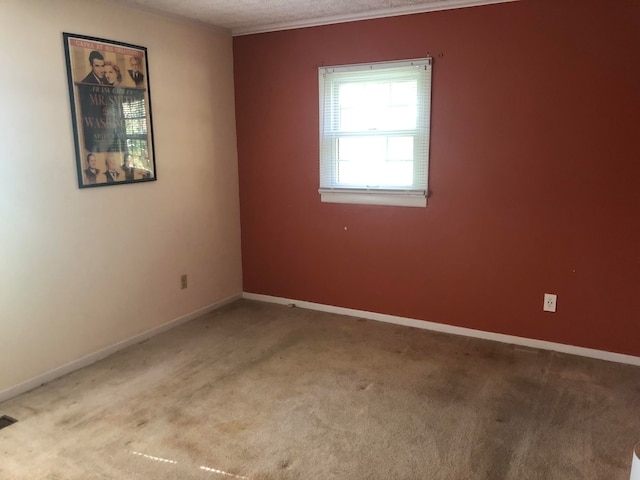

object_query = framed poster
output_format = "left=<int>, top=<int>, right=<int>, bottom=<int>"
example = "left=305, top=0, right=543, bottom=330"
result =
left=63, top=33, right=157, bottom=188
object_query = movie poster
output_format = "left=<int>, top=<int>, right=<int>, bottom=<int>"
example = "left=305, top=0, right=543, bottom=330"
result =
left=63, top=33, right=157, bottom=188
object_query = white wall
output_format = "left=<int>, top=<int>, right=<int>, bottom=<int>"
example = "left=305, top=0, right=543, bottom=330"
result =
left=0, top=0, right=242, bottom=394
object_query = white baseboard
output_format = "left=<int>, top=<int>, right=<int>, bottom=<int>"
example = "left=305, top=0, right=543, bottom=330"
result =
left=0, top=293, right=242, bottom=404
left=243, top=292, right=640, bottom=367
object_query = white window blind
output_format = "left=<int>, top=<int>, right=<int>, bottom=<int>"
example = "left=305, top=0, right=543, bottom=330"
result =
left=319, top=58, right=432, bottom=207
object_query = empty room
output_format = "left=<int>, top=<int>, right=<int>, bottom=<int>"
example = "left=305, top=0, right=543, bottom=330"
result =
left=1, top=0, right=639, bottom=478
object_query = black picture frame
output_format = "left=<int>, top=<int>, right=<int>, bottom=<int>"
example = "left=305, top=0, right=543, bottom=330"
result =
left=63, top=32, right=157, bottom=188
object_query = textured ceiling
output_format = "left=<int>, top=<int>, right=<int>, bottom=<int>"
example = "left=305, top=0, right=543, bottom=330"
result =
left=98, top=0, right=515, bottom=35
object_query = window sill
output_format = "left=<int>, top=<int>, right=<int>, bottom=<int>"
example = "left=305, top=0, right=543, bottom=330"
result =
left=319, top=189, right=427, bottom=208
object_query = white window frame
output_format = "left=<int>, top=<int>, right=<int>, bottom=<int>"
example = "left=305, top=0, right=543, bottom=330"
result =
left=318, top=58, right=432, bottom=208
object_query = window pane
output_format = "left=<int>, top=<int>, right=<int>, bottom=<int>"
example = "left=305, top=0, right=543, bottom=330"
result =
left=381, top=161, right=413, bottom=186
left=383, top=106, right=416, bottom=130
left=337, top=136, right=384, bottom=186
left=338, top=80, right=417, bottom=132
left=390, top=81, right=416, bottom=106
left=338, top=136, right=386, bottom=162
left=125, top=118, right=147, bottom=135
left=339, top=108, right=368, bottom=132
left=338, top=83, right=363, bottom=108
left=123, top=99, right=146, bottom=118
left=337, top=159, right=413, bottom=187
left=336, top=136, right=414, bottom=187
left=126, top=139, right=148, bottom=158
left=337, top=161, right=366, bottom=186
left=387, top=137, right=413, bottom=161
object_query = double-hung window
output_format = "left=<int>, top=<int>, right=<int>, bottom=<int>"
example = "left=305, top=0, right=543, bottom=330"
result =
left=319, top=58, right=432, bottom=207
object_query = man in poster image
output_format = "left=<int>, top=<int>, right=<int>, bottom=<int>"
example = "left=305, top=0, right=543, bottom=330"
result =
left=81, top=51, right=107, bottom=84
left=83, top=153, right=100, bottom=184
left=104, top=155, right=121, bottom=183
left=128, top=56, right=144, bottom=87
left=121, top=153, right=135, bottom=181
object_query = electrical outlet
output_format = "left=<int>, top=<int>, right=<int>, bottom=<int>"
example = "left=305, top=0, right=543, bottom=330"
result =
left=181, top=274, right=188, bottom=289
left=543, top=293, right=557, bottom=312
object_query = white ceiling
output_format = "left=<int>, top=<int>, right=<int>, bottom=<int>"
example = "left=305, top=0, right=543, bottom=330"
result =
left=98, top=0, right=517, bottom=36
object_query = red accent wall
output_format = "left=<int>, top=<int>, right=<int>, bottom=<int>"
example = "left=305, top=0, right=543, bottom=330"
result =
left=233, top=0, right=640, bottom=356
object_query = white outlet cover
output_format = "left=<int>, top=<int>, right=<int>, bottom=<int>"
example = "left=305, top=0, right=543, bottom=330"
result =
left=543, top=293, right=557, bottom=312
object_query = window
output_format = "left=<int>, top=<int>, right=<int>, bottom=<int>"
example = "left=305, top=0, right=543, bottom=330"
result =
left=319, top=58, right=432, bottom=207
left=122, top=98, right=152, bottom=173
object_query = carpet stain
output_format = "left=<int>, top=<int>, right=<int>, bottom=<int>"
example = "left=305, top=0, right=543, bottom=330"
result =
left=357, top=383, right=375, bottom=391
left=166, top=410, right=200, bottom=428
left=218, top=420, right=249, bottom=434
left=168, top=438, right=206, bottom=460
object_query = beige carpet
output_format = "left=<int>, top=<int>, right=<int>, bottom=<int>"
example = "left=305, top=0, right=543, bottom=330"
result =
left=1, top=300, right=639, bottom=479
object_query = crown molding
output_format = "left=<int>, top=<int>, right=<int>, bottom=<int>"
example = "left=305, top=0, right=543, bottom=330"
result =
left=232, top=0, right=519, bottom=36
